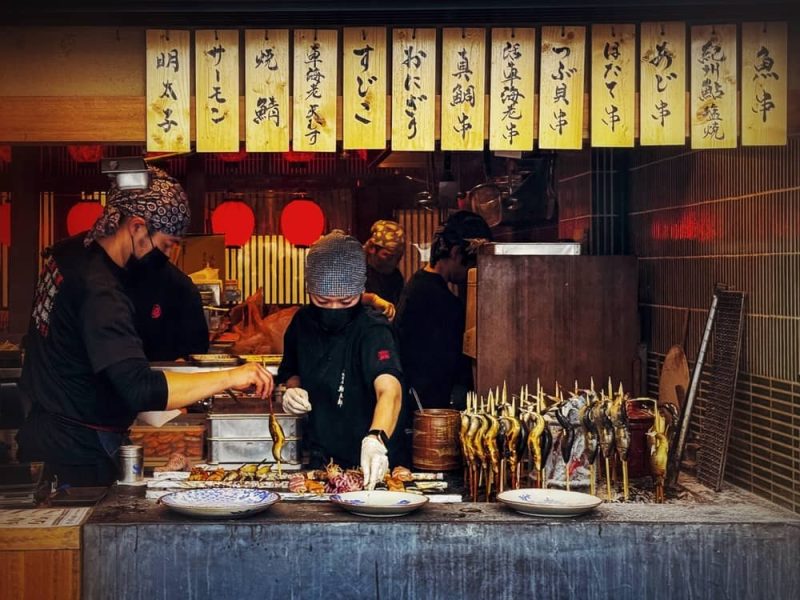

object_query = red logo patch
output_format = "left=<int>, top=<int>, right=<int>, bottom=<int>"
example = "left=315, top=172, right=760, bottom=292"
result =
left=151, top=304, right=162, bottom=319
left=377, top=350, right=391, bottom=361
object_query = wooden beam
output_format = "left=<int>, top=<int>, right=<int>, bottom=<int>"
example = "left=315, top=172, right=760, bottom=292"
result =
left=1, top=92, right=798, bottom=144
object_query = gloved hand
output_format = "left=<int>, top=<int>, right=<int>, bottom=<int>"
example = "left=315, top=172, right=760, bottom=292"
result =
left=360, top=435, right=389, bottom=490
left=282, top=387, right=312, bottom=415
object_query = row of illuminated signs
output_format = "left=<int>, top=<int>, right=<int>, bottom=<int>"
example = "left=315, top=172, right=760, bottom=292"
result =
left=146, top=23, right=787, bottom=153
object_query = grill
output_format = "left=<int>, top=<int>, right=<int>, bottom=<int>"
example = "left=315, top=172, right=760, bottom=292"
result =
left=696, top=290, right=746, bottom=491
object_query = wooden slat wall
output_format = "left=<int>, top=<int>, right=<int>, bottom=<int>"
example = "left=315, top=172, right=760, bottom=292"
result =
left=38, top=192, right=54, bottom=270
left=629, top=135, right=800, bottom=513
left=226, top=235, right=308, bottom=305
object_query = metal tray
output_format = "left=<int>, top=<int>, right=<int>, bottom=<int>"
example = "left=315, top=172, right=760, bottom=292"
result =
left=207, top=438, right=301, bottom=468
left=208, top=413, right=302, bottom=439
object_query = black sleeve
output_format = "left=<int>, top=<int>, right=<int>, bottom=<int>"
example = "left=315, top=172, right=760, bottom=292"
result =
left=359, top=323, right=404, bottom=386
left=81, top=279, right=147, bottom=374
left=276, top=314, right=300, bottom=384
left=102, top=358, right=169, bottom=413
left=175, top=280, right=209, bottom=357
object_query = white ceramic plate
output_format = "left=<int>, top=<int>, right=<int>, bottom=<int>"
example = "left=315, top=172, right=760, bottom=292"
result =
left=160, top=488, right=280, bottom=519
left=497, top=488, right=602, bottom=517
left=330, top=491, right=429, bottom=517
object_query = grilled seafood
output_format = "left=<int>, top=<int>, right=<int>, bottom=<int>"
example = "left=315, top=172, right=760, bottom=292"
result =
left=608, top=386, right=631, bottom=501
left=391, top=466, right=414, bottom=482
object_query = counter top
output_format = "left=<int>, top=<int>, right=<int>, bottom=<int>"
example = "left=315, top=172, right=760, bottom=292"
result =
left=81, top=481, right=800, bottom=599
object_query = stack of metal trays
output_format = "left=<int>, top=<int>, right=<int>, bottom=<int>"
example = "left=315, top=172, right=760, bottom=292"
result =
left=0, top=462, right=44, bottom=507
left=207, top=396, right=303, bottom=469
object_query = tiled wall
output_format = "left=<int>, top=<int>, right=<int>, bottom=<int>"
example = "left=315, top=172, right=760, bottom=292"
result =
left=629, top=137, right=800, bottom=513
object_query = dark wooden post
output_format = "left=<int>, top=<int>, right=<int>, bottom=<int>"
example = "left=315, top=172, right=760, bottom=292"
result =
left=8, top=147, right=40, bottom=336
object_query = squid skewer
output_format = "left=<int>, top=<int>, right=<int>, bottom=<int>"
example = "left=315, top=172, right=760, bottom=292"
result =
left=591, top=394, right=615, bottom=501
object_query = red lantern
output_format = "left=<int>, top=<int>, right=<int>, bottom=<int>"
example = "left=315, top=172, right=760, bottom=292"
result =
left=280, top=200, right=325, bottom=247
left=67, top=145, right=103, bottom=163
left=211, top=201, right=255, bottom=247
left=0, top=204, right=10, bottom=246
left=67, top=202, right=104, bottom=236
left=0, top=145, right=11, bottom=164
left=216, top=148, right=248, bottom=163
left=283, top=151, right=314, bottom=163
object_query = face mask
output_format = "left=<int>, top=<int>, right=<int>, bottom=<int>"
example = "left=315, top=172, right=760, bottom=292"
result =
left=311, top=304, right=360, bottom=333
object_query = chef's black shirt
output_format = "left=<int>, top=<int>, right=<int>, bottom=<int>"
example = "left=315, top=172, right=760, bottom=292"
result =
left=17, top=236, right=168, bottom=482
left=127, top=261, right=208, bottom=361
left=277, top=305, right=406, bottom=468
left=365, top=265, right=405, bottom=306
left=395, top=269, right=473, bottom=409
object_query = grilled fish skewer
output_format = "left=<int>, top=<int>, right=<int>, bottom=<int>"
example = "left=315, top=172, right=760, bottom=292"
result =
left=608, top=387, right=631, bottom=501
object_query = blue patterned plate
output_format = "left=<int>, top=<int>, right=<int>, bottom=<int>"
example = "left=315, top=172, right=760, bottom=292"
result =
left=330, top=491, right=429, bottom=517
left=160, top=488, right=280, bottom=519
left=497, top=488, right=602, bottom=517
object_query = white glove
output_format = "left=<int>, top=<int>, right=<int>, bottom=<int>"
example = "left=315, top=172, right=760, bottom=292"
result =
left=282, top=387, right=312, bottom=415
left=360, top=435, right=389, bottom=490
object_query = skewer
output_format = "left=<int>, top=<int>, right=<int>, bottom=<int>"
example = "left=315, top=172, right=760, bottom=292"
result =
left=589, top=464, right=596, bottom=496
left=605, top=458, right=612, bottom=500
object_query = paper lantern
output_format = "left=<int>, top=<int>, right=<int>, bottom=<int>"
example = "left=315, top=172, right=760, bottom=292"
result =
left=67, top=145, right=103, bottom=163
left=283, top=151, right=314, bottom=163
left=211, top=201, right=255, bottom=247
left=0, top=204, right=10, bottom=246
left=280, top=200, right=325, bottom=247
left=0, top=145, right=11, bottom=164
left=216, top=148, right=248, bottom=163
left=67, top=202, right=104, bottom=236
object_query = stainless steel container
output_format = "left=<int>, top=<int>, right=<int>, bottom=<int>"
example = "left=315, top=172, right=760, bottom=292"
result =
left=119, top=445, right=144, bottom=483
left=206, top=413, right=302, bottom=469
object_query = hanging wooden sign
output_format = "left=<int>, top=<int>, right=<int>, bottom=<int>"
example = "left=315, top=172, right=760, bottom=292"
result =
left=195, top=30, right=240, bottom=152
left=591, top=24, right=635, bottom=147
left=640, top=22, right=686, bottom=146
left=690, top=25, right=737, bottom=150
left=741, top=22, right=787, bottom=146
left=489, top=28, right=536, bottom=151
left=391, top=28, right=436, bottom=151
left=441, top=28, right=486, bottom=151
left=343, top=27, right=387, bottom=149
left=538, top=26, right=586, bottom=150
left=293, top=30, right=338, bottom=152
left=244, top=29, right=290, bottom=152
left=146, top=30, right=190, bottom=152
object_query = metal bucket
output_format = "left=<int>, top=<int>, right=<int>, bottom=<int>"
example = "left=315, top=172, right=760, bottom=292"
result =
left=412, top=409, right=461, bottom=471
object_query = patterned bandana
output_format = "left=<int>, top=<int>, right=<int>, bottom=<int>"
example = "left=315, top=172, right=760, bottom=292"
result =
left=367, top=220, right=405, bottom=253
left=84, top=166, right=190, bottom=246
left=305, top=230, right=367, bottom=297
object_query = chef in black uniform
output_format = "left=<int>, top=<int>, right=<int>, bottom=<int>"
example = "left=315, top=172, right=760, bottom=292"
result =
left=395, top=211, right=492, bottom=410
left=127, top=255, right=209, bottom=361
left=17, top=167, right=272, bottom=486
left=277, top=231, right=405, bottom=489
left=363, top=219, right=406, bottom=309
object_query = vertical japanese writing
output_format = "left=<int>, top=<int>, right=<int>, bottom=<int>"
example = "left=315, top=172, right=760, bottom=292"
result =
left=696, top=33, right=727, bottom=140
left=253, top=45, right=280, bottom=126
left=304, top=42, right=324, bottom=145
left=646, top=33, right=678, bottom=127
left=450, top=47, right=475, bottom=139
left=206, top=42, right=228, bottom=124
left=155, top=47, right=180, bottom=133
left=499, top=41, right=523, bottom=144
left=549, top=45, right=577, bottom=135
left=600, top=35, right=622, bottom=132
left=402, top=43, right=429, bottom=140
left=353, top=43, right=377, bottom=125
left=750, top=45, right=779, bottom=123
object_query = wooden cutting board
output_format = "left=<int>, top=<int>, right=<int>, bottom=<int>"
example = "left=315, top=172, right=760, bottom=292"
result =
left=659, top=345, right=690, bottom=412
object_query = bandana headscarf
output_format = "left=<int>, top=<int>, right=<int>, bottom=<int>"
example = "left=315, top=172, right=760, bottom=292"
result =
left=367, top=220, right=405, bottom=253
left=430, top=210, right=493, bottom=263
left=305, top=230, right=367, bottom=297
left=84, top=166, right=190, bottom=246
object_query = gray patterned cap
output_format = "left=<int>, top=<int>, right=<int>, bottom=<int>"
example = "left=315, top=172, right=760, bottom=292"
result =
left=305, top=230, right=367, bottom=297
left=84, top=165, right=190, bottom=246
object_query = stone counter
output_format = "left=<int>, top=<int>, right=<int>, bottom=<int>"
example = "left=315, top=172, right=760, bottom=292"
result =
left=83, top=484, right=800, bottom=600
